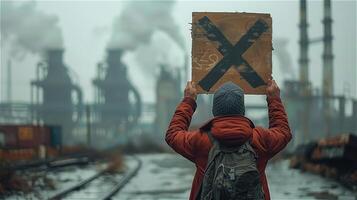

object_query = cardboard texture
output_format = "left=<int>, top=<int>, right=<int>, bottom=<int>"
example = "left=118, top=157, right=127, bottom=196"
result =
left=192, top=12, right=272, bottom=94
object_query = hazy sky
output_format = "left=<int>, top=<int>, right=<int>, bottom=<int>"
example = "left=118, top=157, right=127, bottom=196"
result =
left=1, top=0, right=356, bottom=104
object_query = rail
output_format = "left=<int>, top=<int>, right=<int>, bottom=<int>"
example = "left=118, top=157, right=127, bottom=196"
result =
left=48, top=156, right=142, bottom=200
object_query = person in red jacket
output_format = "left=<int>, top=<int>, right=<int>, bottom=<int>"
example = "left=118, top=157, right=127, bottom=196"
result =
left=165, top=79, right=292, bottom=200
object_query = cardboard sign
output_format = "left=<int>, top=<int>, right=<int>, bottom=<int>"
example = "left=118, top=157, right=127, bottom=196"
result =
left=192, top=12, right=272, bottom=94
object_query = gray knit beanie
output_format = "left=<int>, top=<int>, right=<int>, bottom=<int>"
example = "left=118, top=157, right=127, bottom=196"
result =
left=212, top=82, right=245, bottom=117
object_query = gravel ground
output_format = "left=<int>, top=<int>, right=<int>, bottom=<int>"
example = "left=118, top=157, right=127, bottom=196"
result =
left=114, top=153, right=356, bottom=200
left=3, top=154, right=355, bottom=200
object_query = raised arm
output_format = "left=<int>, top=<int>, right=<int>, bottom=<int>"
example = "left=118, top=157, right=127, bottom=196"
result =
left=255, top=79, right=292, bottom=157
left=165, top=82, right=198, bottom=162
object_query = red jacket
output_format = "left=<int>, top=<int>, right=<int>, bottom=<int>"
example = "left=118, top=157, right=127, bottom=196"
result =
left=165, top=96, right=292, bottom=200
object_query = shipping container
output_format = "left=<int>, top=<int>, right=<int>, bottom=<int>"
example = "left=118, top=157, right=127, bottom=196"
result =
left=290, top=133, right=357, bottom=191
left=0, top=148, right=36, bottom=161
left=17, top=126, right=34, bottom=141
left=17, top=126, right=51, bottom=148
left=0, top=125, right=65, bottom=162
left=40, top=126, right=50, bottom=145
left=318, top=133, right=357, bottom=147
left=312, top=134, right=357, bottom=161
left=0, top=126, right=18, bottom=148
left=49, top=126, right=62, bottom=148
left=0, top=125, right=51, bottom=149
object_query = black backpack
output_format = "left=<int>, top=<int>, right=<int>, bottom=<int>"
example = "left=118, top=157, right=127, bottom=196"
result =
left=197, top=131, right=265, bottom=200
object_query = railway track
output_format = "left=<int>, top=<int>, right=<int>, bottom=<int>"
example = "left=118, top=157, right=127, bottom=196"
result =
left=48, top=156, right=142, bottom=200
left=2, top=156, right=90, bottom=172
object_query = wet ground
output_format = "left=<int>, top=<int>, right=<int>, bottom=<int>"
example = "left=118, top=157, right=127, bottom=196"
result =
left=114, top=154, right=193, bottom=200
left=114, top=153, right=356, bottom=200
left=4, top=163, right=105, bottom=200
left=267, top=160, right=356, bottom=200
left=3, top=153, right=356, bottom=199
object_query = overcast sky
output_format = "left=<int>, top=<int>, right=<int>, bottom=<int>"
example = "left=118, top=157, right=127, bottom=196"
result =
left=1, top=0, right=356, bottom=104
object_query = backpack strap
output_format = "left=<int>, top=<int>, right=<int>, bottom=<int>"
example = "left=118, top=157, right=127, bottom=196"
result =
left=195, top=130, right=216, bottom=200
left=206, top=130, right=222, bottom=166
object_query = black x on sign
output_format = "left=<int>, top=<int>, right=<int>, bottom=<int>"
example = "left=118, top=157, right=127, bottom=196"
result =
left=192, top=12, right=272, bottom=94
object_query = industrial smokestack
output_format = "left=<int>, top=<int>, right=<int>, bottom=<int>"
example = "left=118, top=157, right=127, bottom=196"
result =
left=92, top=48, right=141, bottom=132
left=31, top=48, right=83, bottom=144
left=322, top=0, right=334, bottom=97
left=322, top=0, right=334, bottom=136
left=47, top=49, right=65, bottom=68
left=44, top=49, right=71, bottom=86
left=299, top=0, right=309, bottom=86
left=107, top=49, right=124, bottom=68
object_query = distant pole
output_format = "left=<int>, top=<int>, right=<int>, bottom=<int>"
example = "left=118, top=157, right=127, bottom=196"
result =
left=0, top=59, right=3, bottom=102
left=30, top=83, right=33, bottom=123
left=185, top=54, right=189, bottom=83
left=6, top=59, right=12, bottom=119
left=86, top=104, right=91, bottom=147
left=36, top=63, right=41, bottom=125
left=323, top=0, right=334, bottom=136
left=7, top=59, right=12, bottom=103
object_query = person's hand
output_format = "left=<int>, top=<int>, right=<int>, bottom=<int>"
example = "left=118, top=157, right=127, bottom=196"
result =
left=184, top=81, right=197, bottom=100
left=266, top=79, right=280, bottom=98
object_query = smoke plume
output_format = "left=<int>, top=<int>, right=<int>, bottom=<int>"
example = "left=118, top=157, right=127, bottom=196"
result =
left=0, top=1, right=63, bottom=59
left=273, top=38, right=296, bottom=79
left=108, top=0, right=185, bottom=50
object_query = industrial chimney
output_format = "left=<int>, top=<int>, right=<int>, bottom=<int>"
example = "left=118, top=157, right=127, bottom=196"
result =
left=92, top=48, right=141, bottom=131
left=299, top=0, right=309, bottom=87
left=322, top=0, right=334, bottom=136
left=31, top=49, right=83, bottom=143
left=298, top=0, right=312, bottom=143
left=322, top=0, right=334, bottom=97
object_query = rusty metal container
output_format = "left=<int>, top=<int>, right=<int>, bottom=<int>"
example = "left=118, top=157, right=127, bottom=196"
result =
left=0, top=125, right=18, bottom=148
left=0, top=125, right=51, bottom=149
left=16, top=125, right=50, bottom=148
left=291, top=133, right=357, bottom=191
left=312, top=134, right=357, bottom=161
left=0, top=148, right=36, bottom=161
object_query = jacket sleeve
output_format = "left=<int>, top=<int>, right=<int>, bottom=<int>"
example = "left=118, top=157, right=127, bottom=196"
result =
left=165, top=97, right=197, bottom=162
left=256, top=96, right=292, bottom=157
